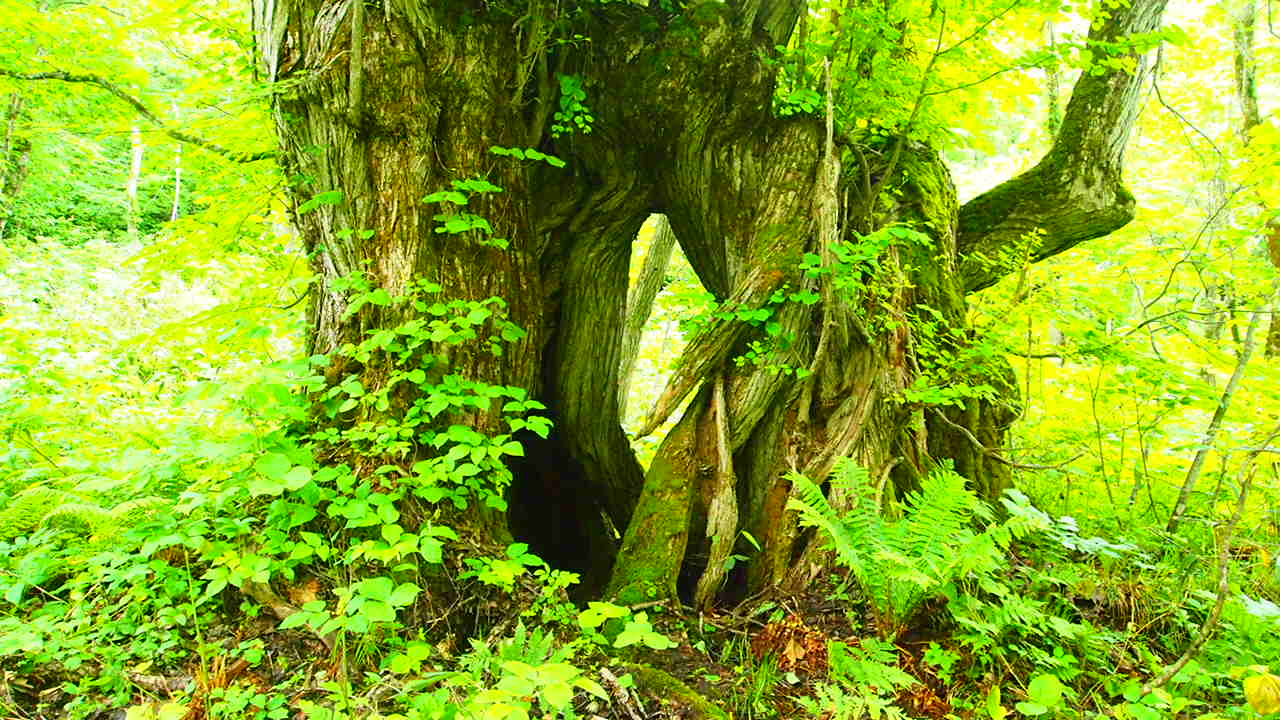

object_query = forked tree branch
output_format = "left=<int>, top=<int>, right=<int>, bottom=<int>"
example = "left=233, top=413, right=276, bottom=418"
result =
left=0, top=68, right=276, bottom=162
left=956, top=0, right=1169, bottom=292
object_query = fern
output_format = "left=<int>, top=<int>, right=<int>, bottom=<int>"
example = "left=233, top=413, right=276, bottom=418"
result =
left=0, top=487, right=77, bottom=540
left=0, top=487, right=168, bottom=541
left=788, top=459, right=1020, bottom=638
left=41, top=503, right=113, bottom=535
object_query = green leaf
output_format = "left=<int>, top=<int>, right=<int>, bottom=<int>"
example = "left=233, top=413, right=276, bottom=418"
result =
left=254, top=453, right=291, bottom=480
left=423, top=190, right=469, bottom=205
left=1026, top=674, right=1062, bottom=708
left=539, top=682, right=573, bottom=709
left=297, top=190, right=344, bottom=214
left=985, top=687, right=1007, bottom=720
left=361, top=600, right=397, bottom=624
left=578, top=601, right=628, bottom=629
left=643, top=632, right=677, bottom=650
left=281, top=465, right=312, bottom=491
left=388, top=582, right=420, bottom=607
left=279, top=611, right=312, bottom=629
left=575, top=677, right=609, bottom=700
left=358, top=576, right=395, bottom=601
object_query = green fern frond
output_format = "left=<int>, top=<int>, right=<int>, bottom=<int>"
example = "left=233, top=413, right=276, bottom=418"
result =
left=0, top=487, right=79, bottom=540
left=110, top=496, right=168, bottom=528
left=789, top=459, right=1019, bottom=638
left=787, top=471, right=862, bottom=571
left=0, top=488, right=169, bottom=542
left=41, top=502, right=113, bottom=535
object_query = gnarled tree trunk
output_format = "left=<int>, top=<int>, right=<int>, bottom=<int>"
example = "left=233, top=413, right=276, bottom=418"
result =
left=254, top=0, right=1167, bottom=611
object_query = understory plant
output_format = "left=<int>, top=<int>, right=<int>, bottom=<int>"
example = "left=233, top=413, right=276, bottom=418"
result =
left=788, top=459, right=1050, bottom=638
left=797, top=637, right=919, bottom=720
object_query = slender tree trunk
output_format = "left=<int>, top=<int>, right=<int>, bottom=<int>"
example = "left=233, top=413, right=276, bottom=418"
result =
left=170, top=142, right=182, bottom=221
left=126, top=125, right=143, bottom=240
left=1, top=93, right=19, bottom=175
left=1167, top=308, right=1263, bottom=532
left=617, top=215, right=677, bottom=418
left=170, top=104, right=182, bottom=222
left=0, top=93, right=29, bottom=239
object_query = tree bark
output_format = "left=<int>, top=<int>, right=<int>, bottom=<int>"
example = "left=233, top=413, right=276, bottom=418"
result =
left=255, top=0, right=652, bottom=595
left=0, top=93, right=29, bottom=240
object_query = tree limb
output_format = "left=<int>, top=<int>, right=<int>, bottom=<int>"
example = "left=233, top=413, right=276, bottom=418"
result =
left=929, top=408, right=1083, bottom=471
left=633, top=264, right=786, bottom=438
left=0, top=68, right=276, bottom=162
left=956, top=0, right=1169, bottom=292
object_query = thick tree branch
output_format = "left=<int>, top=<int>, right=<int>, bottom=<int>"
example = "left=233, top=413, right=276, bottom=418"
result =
left=730, top=0, right=806, bottom=47
left=956, top=0, right=1169, bottom=292
left=0, top=68, right=276, bottom=162
left=633, top=264, right=786, bottom=438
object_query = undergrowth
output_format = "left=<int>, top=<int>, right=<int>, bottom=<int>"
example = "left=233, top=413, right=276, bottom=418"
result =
left=0, top=237, right=1277, bottom=719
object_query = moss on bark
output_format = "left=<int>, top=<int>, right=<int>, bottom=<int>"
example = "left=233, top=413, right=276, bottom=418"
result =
left=626, top=663, right=732, bottom=720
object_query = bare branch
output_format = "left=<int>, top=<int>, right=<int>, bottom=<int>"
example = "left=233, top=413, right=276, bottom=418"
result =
left=0, top=68, right=276, bottom=162
left=1167, top=306, right=1265, bottom=533
left=936, top=0, right=1021, bottom=58
left=930, top=408, right=1083, bottom=471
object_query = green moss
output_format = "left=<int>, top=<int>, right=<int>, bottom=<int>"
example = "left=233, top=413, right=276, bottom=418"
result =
left=607, top=449, right=691, bottom=605
left=607, top=413, right=701, bottom=606
left=626, top=663, right=731, bottom=720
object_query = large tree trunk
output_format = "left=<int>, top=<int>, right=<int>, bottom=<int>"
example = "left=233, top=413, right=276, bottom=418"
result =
left=255, top=0, right=649, bottom=596
left=255, top=0, right=1167, bottom=613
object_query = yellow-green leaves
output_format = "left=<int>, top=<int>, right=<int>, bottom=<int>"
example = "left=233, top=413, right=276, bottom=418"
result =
left=248, top=452, right=312, bottom=496
left=1239, top=666, right=1280, bottom=714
